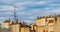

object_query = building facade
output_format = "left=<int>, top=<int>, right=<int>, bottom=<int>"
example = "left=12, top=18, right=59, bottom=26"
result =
left=1, top=15, right=60, bottom=32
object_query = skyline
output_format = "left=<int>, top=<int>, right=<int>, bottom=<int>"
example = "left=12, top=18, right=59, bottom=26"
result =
left=0, top=0, right=60, bottom=24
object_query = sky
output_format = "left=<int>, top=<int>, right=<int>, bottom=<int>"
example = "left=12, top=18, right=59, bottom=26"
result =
left=0, top=0, right=60, bottom=25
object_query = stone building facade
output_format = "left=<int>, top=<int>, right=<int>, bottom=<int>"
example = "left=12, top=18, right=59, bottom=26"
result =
left=1, top=15, right=60, bottom=32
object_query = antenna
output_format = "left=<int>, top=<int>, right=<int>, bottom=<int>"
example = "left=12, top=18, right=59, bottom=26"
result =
left=13, top=5, right=17, bottom=22
left=10, top=4, right=18, bottom=22
left=9, top=17, right=10, bottom=21
left=10, top=4, right=17, bottom=22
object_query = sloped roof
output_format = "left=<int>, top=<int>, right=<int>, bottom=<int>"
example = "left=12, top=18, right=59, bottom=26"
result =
left=3, top=20, right=10, bottom=23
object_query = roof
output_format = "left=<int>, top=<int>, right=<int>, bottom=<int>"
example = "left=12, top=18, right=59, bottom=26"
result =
left=3, top=20, right=10, bottom=23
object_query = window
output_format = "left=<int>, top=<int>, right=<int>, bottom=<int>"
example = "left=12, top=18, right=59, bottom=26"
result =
left=43, top=30, right=45, bottom=32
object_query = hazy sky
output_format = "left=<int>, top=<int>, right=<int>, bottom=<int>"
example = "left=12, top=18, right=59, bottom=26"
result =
left=0, top=0, right=60, bottom=24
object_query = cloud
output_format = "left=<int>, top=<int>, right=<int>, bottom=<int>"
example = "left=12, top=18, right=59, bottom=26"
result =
left=0, top=6, right=14, bottom=10
left=0, top=0, right=60, bottom=24
left=14, top=1, right=47, bottom=7
left=0, top=17, right=9, bottom=23
left=24, top=16, right=35, bottom=19
left=0, top=0, right=15, bottom=4
left=50, top=9, right=60, bottom=14
left=49, top=4, right=60, bottom=7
